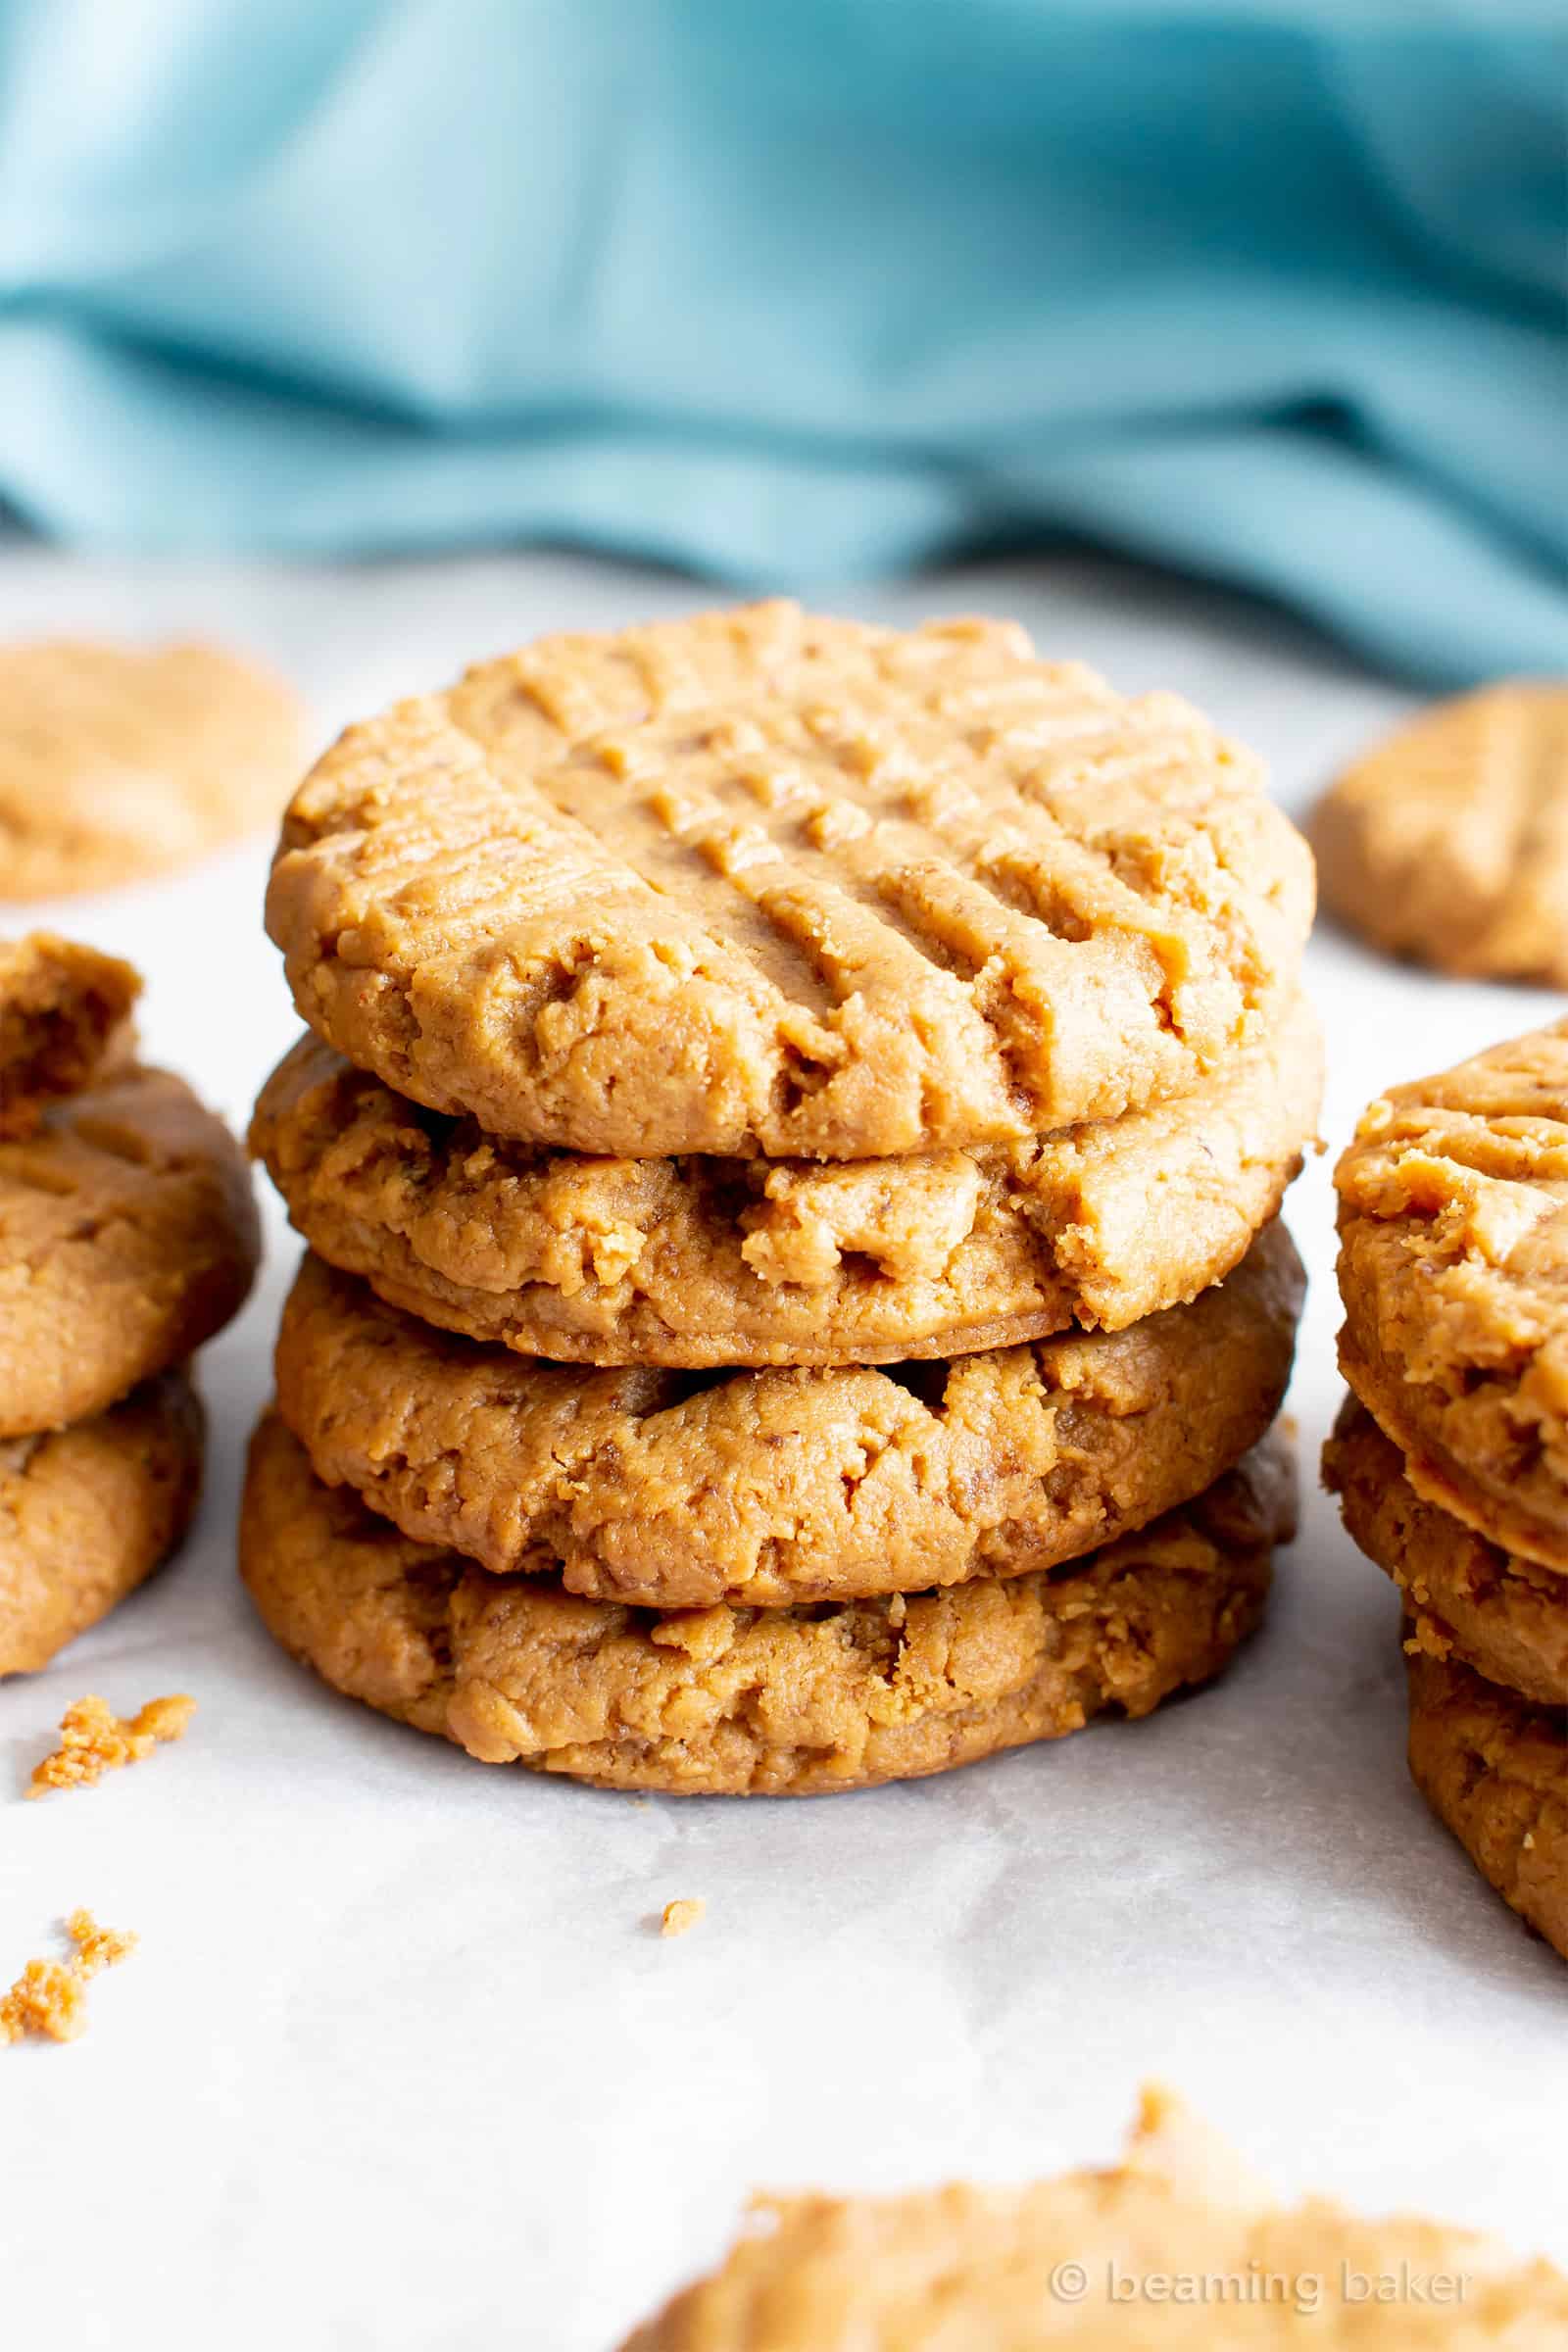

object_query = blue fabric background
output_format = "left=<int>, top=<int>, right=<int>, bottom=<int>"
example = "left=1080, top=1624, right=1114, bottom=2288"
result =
left=0, top=0, right=1563, bottom=680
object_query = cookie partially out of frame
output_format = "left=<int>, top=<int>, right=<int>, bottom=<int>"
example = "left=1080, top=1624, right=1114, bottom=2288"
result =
left=1312, top=682, right=1568, bottom=984
left=1337, top=1019, right=1568, bottom=1573
left=1406, top=1646, right=1568, bottom=1965
left=273, top=1222, right=1301, bottom=1610
left=0, top=1371, right=204, bottom=1676
left=0, top=1065, right=260, bottom=1437
left=0, top=639, right=307, bottom=899
left=1325, top=1398, right=1568, bottom=1707
left=240, top=1412, right=1293, bottom=1797
left=252, top=994, right=1321, bottom=1370
left=0, top=932, right=140, bottom=1139
left=623, top=2085, right=1568, bottom=2349
left=266, top=602, right=1313, bottom=1159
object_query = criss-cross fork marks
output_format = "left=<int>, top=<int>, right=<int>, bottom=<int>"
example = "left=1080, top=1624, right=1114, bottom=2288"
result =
left=1341, top=1022, right=1568, bottom=1205
left=272, top=604, right=1311, bottom=1153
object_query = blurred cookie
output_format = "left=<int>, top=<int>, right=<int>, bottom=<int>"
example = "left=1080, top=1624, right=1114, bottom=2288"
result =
left=1336, top=1019, right=1568, bottom=1570
left=0, top=932, right=139, bottom=1137
left=1325, top=1398, right=1568, bottom=1706
left=266, top=601, right=1313, bottom=1157
left=0, top=1371, right=203, bottom=1676
left=253, top=996, right=1320, bottom=1370
left=1312, top=682, right=1568, bottom=982
left=240, top=1411, right=1292, bottom=1796
left=0, top=639, right=306, bottom=899
left=0, top=1065, right=260, bottom=1436
left=273, top=1222, right=1301, bottom=1607
left=623, top=2084, right=1568, bottom=2348
left=1407, top=1646, right=1567, bottom=1964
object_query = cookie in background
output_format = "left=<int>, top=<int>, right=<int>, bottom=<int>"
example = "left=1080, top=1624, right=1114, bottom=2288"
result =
left=0, top=639, right=307, bottom=900
left=1311, top=683, right=1568, bottom=984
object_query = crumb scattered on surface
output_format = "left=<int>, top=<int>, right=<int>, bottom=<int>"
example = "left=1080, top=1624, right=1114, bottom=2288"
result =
left=27, top=1692, right=196, bottom=1796
left=0, top=1960, right=86, bottom=2045
left=0, top=1910, right=137, bottom=2046
left=661, top=1898, right=705, bottom=1939
left=65, top=1908, right=137, bottom=1980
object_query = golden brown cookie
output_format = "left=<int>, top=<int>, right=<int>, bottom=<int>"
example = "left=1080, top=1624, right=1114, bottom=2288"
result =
left=252, top=994, right=1321, bottom=1369
left=0, top=1371, right=204, bottom=1676
left=273, top=1223, right=1302, bottom=1608
left=0, top=1065, right=260, bottom=1437
left=0, top=639, right=307, bottom=900
left=1406, top=1647, right=1568, bottom=1965
left=0, top=933, right=140, bottom=1139
left=266, top=603, right=1314, bottom=1158
left=623, top=2085, right=1568, bottom=2349
left=1325, top=1399, right=1568, bottom=1706
left=1312, top=682, right=1568, bottom=983
left=1337, top=1021, right=1568, bottom=1572
left=240, top=1412, right=1292, bottom=1796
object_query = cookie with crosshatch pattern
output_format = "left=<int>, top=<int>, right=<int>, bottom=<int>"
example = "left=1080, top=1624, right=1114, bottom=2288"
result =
left=266, top=603, right=1314, bottom=1159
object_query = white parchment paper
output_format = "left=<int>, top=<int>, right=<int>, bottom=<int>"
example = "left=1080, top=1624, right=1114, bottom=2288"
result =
left=2, top=551, right=1563, bottom=2352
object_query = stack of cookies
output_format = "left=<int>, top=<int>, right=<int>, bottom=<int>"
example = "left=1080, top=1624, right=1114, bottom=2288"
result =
left=1326, top=1022, right=1568, bottom=1963
left=0, top=933, right=260, bottom=1675
left=244, top=603, right=1320, bottom=1795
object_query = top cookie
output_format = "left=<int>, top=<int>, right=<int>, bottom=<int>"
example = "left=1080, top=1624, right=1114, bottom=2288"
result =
left=0, top=932, right=140, bottom=1138
left=267, top=603, right=1313, bottom=1157
left=0, top=639, right=307, bottom=900
left=1312, top=682, right=1568, bottom=984
left=623, top=2085, right=1568, bottom=2349
left=1337, top=1019, right=1568, bottom=1571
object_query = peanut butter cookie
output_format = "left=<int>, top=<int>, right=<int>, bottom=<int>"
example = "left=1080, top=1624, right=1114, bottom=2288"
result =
left=0, top=1065, right=260, bottom=1436
left=1407, top=1647, right=1568, bottom=1965
left=0, top=933, right=139, bottom=1138
left=253, top=994, right=1320, bottom=1369
left=0, top=1372, right=203, bottom=1676
left=239, top=1412, right=1292, bottom=1796
left=1336, top=1021, right=1568, bottom=1571
left=624, top=2084, right=1568, bottom=2348
left=266, top=603, right=1314, bottom=1158
left=273, top=1223, right=1301, bottom=1608
left=1325, top=1399, right=1568, bottom=1707
left=0, top=639, right=306, bottom=899
left=1312, top=682, right=1568, bottom=983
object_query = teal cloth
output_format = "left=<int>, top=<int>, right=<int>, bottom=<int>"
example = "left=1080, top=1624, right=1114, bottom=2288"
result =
left=0, top=0, right=1563, bottom=681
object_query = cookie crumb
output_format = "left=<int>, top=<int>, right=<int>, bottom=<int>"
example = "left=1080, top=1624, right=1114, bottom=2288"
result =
left=66, top=1908, right=138, bottom=1981
left=27, top=1692, right=196, bottom=1796
left=0, top=1911, right=137, bottom=2046
left=661, top=1898, right=705, bottom=1939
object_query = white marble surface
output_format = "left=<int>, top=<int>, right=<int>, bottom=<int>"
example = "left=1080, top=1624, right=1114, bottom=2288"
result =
left=1, top=549, right=1563, bottom=2352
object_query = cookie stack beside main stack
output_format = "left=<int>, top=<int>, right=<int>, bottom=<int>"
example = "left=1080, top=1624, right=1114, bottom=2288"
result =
left=245, top=603, right=1321, bottom=1795
left=1326, top=1022, right=1568, bottom=1963
left=0, top=934, right=260, bottom=1675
